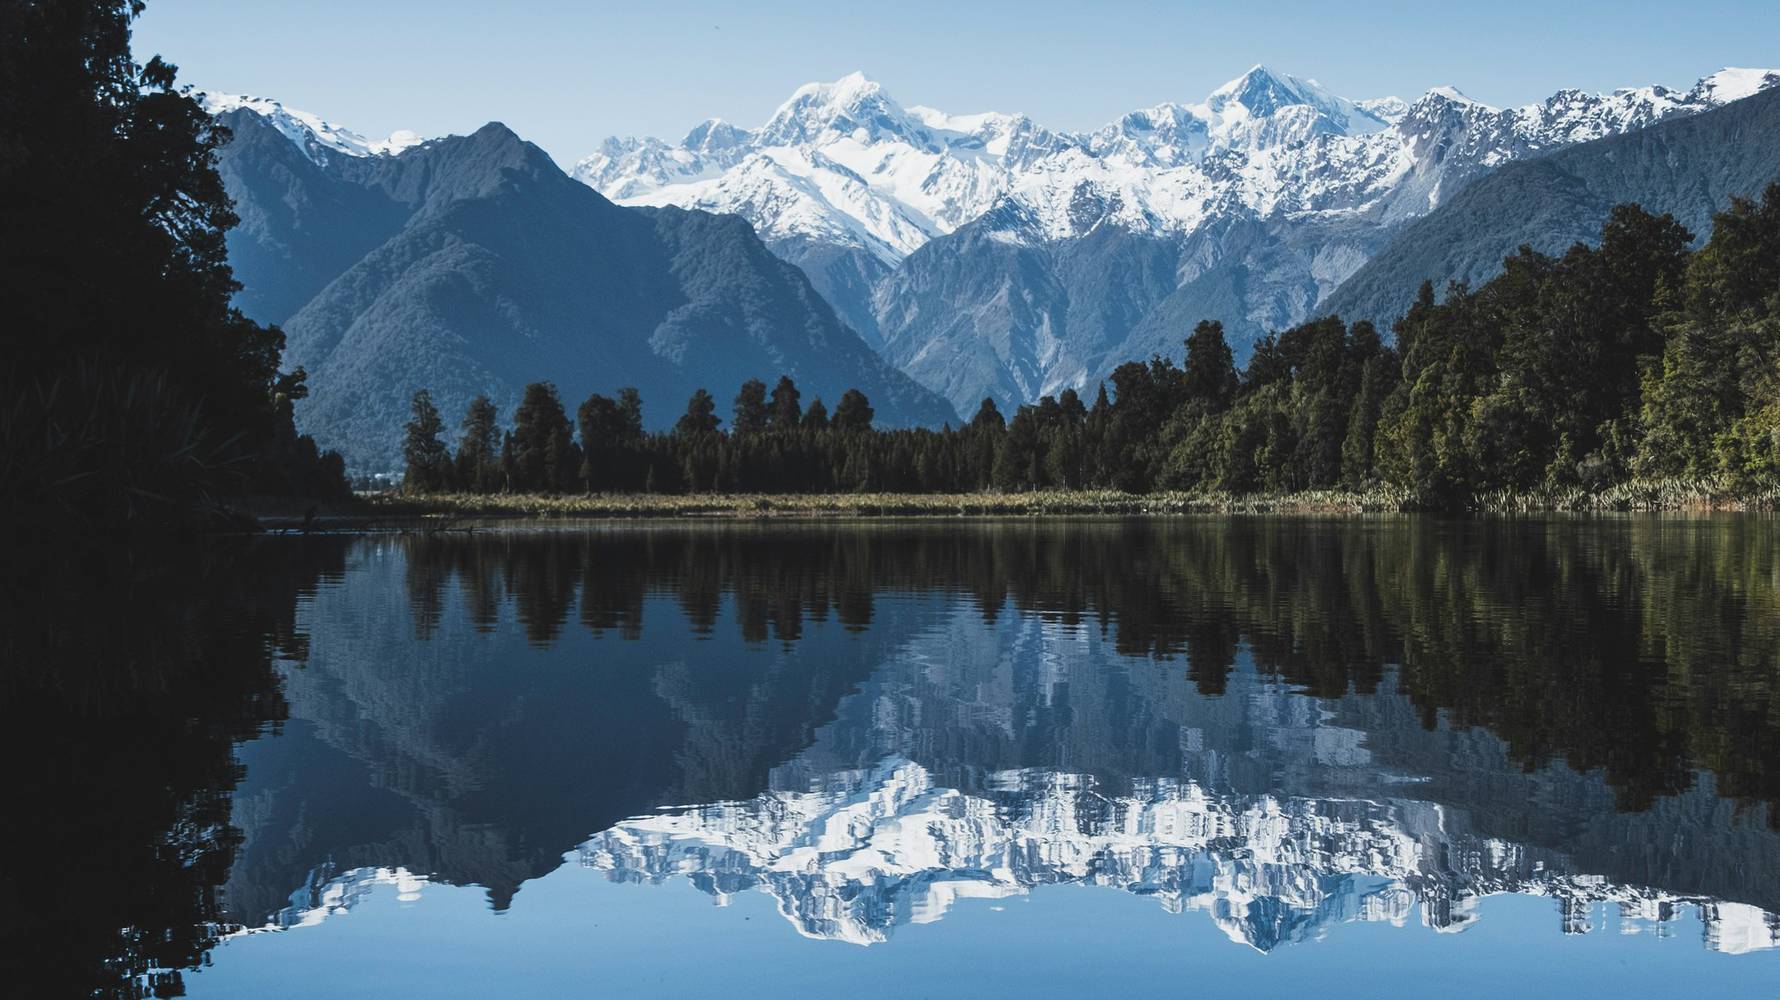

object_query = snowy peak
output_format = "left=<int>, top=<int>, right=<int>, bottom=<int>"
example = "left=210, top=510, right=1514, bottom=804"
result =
left=1691, top=67, right=1780, bottom=104
left=575, top=63, right=1780, bottom=262
left=1205, top=63, right=1306, bottom=114
left=756, top=71, right=930, bottom=149
left=577, top=757, right=1780, bottom=953
left=1424, top=84, right=1491, bottom=108
left=1204, top=64, right=1388, bottom=134
left=681, top=117, right=753, bottom=155
left=1357, top=95, right=1411, bottom=124
left=197, top=92, right=422, bottom=165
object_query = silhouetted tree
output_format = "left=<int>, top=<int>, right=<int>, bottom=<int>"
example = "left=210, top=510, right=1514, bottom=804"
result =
left=769, top=375, right=802, bottom=429
left=455, top=395, right=502, bottom=493
left=2, top=0, right=347, bottom=534
left=511, top=382, right=577, bottom=492
left=833, top=389, right=874, bottom=432
left=402, top=389, right=451, bottom=492
left=676, top=388, right=721, bottom=437
left=732, top=378, right=769, bottom=435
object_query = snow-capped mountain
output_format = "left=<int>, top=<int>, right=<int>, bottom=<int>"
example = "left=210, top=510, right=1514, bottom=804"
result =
left=576, top=66, right=1777, bottom=263
left=579, top=757, right=1780, bottom=953
left=197, top=92, right=423, bottom=164
left=198, top=65, right=1780, bottom=419
left=576, top=66, right=1780, bottom=414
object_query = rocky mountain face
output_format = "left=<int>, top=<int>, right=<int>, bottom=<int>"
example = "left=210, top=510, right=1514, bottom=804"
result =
left=208, top=102, right=957, bottom=469
left=1322, top=82, right=1780, bottom=330
left=580, top=67, right=1780, bottom=415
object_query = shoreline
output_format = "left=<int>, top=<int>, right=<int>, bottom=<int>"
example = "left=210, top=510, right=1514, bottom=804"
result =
left=235, top=483, right=1780, bottom=531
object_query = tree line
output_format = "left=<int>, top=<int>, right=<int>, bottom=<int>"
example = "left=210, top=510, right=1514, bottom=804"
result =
left=391, top=517, right=1780, bottom=828
left=403, top=185, right=1780, bottom=506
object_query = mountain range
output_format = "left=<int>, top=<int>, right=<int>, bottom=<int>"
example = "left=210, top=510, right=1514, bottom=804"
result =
left=578, top=66, right=1780, bottom=414
left=1322, top=78, right=1780, bottom=328
left=203, top=64, right=1780, bottom=455
left=207, top=100, right=956, bottom=470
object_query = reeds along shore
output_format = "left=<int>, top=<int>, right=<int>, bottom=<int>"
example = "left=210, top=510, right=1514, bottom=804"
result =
left=242, top=479, right=1780, bottom=528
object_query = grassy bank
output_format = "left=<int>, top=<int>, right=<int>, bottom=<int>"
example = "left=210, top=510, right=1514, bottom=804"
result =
left=363, top=488, right=1406, bottom=520
left=227, top=479, right=1780, bottom=532
left=224, top=479, right=1780, bottom=529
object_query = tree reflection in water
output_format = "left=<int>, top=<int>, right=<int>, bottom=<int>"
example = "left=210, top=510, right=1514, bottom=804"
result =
left=6, top=518, right=1780, bottom=994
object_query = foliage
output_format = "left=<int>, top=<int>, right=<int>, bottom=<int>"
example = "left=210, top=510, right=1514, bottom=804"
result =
left=389, top=188, right=1780, bottom=510
left=1, top=0, right=347, bottom=537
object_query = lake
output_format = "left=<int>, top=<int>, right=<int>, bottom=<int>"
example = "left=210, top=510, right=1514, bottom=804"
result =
left=10, top=517, right=1780, bottom=998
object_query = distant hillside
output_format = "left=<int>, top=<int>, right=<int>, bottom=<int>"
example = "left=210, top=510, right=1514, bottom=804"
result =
left=1322, top=86, right=1780, bottom=330
left=214, top=112, right=956, bottom=469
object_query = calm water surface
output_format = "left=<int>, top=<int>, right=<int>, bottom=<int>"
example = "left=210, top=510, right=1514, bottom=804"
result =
left=10, top=518, right=1780, bottom=998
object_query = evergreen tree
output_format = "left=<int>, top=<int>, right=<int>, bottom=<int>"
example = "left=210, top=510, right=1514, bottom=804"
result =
left=732, top=378, right=769, bottom=435
left=401, top=389, right=450, bottom=492
left=617, top=387, right=645, bottom=438
left=1638, top=185, right=1780, bottom=482
left=833, top=389, right=875, bottom=432
left=994, top=406, right=1044, bottom=489
left=455, top=395, right=501, bottom=492
left=1183, top=320, right=1239, bottom=409
left=577, top=392, right=627, bottom=491
left=803, top=397, right=830, bottom=431
left=968, top=397, right=1005, bottom=433
left=511, top=382, right=577, bottom=492
left=769, top=375, right=802, bottom=429
left=675, top=388, right=721, bottom=437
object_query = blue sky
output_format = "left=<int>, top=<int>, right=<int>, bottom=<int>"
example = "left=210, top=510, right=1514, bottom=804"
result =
left=137, top=0, right=1780, bottom=161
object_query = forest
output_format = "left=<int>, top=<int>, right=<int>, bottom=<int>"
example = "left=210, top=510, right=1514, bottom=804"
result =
left=402, top=190, right=1780, bottom=507
left=3, top=0, right=348, bottom=544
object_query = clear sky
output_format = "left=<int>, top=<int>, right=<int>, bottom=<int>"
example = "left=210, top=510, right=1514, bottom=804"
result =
left=135, top=0, right=1780, bottom=162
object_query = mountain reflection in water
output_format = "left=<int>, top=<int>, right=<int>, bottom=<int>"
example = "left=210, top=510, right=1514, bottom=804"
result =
left=6, top=518, right=1780, bottom=997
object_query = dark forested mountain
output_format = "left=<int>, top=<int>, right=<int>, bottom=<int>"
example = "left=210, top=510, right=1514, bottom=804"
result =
left=214, top=112, right=956, bottom=469
left=1324, top=85, right=1780, bottom=329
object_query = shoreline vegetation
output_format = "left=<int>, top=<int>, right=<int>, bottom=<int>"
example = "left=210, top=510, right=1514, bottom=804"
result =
left=389, top=195, right=1780, bottom=522
left=242, top=480, right=1780, bottom=531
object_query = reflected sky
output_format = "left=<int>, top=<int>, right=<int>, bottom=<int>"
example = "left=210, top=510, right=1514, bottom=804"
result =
left=33, top=518, right=1780, bottom=997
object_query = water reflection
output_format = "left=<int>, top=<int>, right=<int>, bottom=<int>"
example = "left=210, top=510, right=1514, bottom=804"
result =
left=8, top=519, right=1780, bottom=995
left=0, top=540, right=348, bottom=999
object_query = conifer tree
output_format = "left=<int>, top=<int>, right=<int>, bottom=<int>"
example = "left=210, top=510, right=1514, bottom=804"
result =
left=577, top=392, right=626, bottom=490
left=511, top=382, right=577, bottom=492
left=769, top=375, right=803, bottom=429
left=676, top=388, right=721, bottom=437
left=732, top=378, right=769, bottom=435
left=1183, top=320, right=1239, bottom=409
left=455, top=395, right=501, bottom=492
left=402, top=389, right=450, bottom=492
left=617, top=387, right=645, bottom=439
left=833, top=389, right=875, bottom=432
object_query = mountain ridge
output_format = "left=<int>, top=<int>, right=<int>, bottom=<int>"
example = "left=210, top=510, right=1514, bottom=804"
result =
left=1322, top=84, right=1780, bottom=329
left=213, top=111, right=958, bottom=469
left=575, top=64, right=1777, bottom=414
left=203, top=65, right=1780, bottom=420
